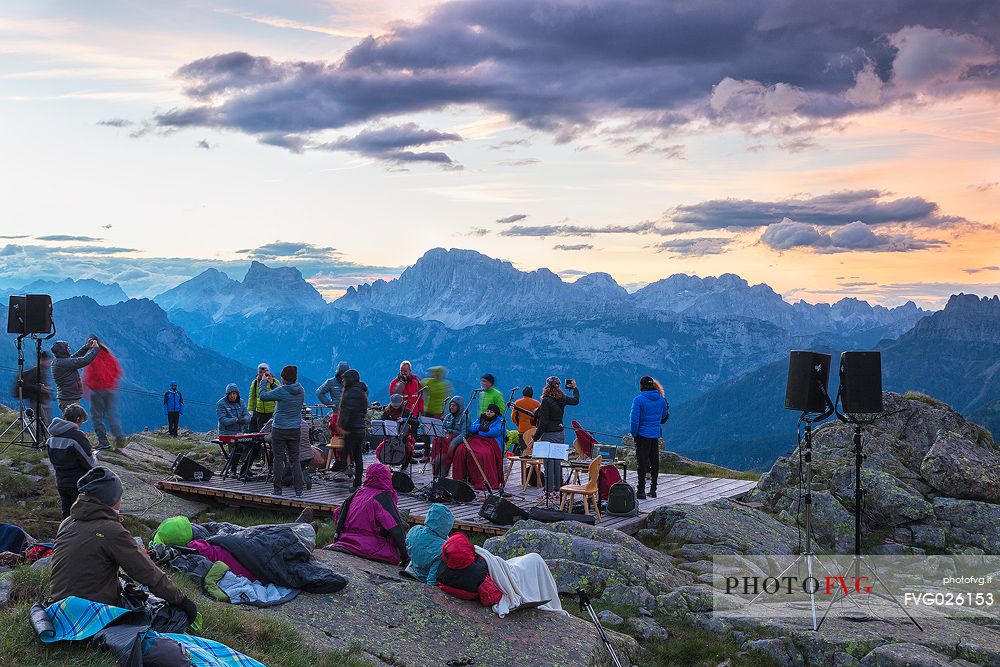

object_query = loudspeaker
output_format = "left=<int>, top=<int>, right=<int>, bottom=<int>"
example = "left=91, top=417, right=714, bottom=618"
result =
left=172, top=454, right=214, bottom=482
left=785, top=351, right=831, bottom=413
left=391, top=470, right=415, bottom=493
left=840, top=351, right=883, bottom=414
left=527, top=507, right=596, bottom=525
left=480, top=494, right=529, bottom=525
left=6, top=294, right=53, bottom=334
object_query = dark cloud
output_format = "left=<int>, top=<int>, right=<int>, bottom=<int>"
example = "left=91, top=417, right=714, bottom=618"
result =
left=0, top=235, right=28, bottom=239
left=558, top=269, right=588, bottom=276
left=500, top=221, right=656, bottom=237
left=316, top=123, right=462, bottom=166
left=759, top=219, right=946, bottom=252
left=236, top=241, right=342, bottom=261
left=553, top=243, right=594, bottom=251
left=496, top=214, right=528, bottom=224
left=97, top=118, right=133, bottom=128
left=57, top=246, right=136, bottom=254
left=196, top=139, right=213, bottom=150
left=973, top=182, right=999, bottom=192
left=653, top=237, right=732, bottom=255
left=839, top=281, right=877, bottom=287
left=497, top=158, right=542, bottom=166
left=670, top=190, right=963, bottom=229
left=36, top=235, right=103, bottom=242
left=464, top=227, right=491, bottom=237
left=964, top=266, right=1000, bottom=274
left=153, top=2, right=1000, bottom=148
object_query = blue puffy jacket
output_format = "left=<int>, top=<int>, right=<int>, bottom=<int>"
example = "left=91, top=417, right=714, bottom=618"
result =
left=405, top=503, right=454, bottom=585
left=629, top=390, right=669, bottom=438
left=469, top=415, right=504, bottom=451
left=259, top=382, right=304, bottom=430
left=163, top=385, right=184, bottom=414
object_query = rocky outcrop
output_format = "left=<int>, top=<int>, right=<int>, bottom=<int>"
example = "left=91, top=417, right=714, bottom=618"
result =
left=259, top=548, right=640, bottom=667
left=484, top=519, right=693, bottom=600
left=750, top=392, right=1000, bottom=553
left=648, top=498, right=798, bottom=555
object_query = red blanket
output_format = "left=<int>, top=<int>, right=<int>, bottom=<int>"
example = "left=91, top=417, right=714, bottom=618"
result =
left=451, top=435, right=503, bottom=490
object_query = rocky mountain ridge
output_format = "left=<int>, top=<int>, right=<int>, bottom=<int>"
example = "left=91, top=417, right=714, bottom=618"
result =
left=0, top=277, right=129, bottom=306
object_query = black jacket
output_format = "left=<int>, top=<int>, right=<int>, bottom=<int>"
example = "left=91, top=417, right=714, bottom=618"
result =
left=535, top=387, right=580, bottom=434
left=46, top=418, right=95, bottom=490
left=14, top=364, right=50, bottom=403
left=338, top=370, right=369, bottom=433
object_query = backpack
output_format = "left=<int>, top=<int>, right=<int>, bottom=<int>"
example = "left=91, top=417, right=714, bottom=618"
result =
left=598, top=465, right=622, bottom=500
left=606, top=482, right=638, bottom=516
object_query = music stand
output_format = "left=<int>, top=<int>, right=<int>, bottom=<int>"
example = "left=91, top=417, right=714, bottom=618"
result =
left=532, top=440, right=568, bottom=508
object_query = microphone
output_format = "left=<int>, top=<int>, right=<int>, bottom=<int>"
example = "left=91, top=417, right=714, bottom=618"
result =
left=472, top=388, right=484, bottom=394
left=510, top=386, right=521, bottom=392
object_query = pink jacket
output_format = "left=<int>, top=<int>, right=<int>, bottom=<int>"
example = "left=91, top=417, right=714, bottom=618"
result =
left=187, top=539, right=257, bottom=581
left=328, top=463, right=408, bottom=565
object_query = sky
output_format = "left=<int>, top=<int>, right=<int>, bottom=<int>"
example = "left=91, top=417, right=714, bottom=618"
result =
left=0, top=0, right=998, bottom=308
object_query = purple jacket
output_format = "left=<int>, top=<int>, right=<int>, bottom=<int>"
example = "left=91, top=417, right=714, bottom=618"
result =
left=328, top=463, right=408, bottom=565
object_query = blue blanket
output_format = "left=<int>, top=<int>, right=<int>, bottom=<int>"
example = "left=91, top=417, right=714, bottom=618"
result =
left=34, top=596, right=265, bottom=667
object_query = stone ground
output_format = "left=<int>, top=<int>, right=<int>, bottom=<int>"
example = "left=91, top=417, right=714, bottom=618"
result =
left=258, top=549, right=640, bottom=667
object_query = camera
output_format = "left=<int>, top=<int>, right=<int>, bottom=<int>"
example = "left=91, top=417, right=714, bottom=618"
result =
left=565, top=378, right=576, bottom=388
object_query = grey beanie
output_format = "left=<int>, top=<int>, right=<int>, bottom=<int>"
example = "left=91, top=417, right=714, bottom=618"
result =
left=78, top=466, right=124, bottom=507
left=337, top=361, right=350, bottom=374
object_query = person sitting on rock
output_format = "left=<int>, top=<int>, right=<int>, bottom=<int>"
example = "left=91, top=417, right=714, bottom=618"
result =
left=326, top=462, right=409, bottom=566
left=48, top=467, right=198, bottom=627
left=405, top=503, right=454, bottom=585
left=436, top=533, right=503, bottom=606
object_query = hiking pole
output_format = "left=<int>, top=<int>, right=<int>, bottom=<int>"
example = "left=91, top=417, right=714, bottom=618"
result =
left=577, top=589, right=624, bottom=667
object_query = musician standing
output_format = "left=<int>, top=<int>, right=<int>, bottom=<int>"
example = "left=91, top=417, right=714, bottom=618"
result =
left=511, top=386, right=540, bottom=455
left=338, top=369, right=369, bottom=490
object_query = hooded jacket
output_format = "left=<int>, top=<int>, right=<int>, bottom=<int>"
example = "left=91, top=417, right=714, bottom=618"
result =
left=51, top=341, right=99, bottom=403
left=82, top=347, right=121, bottom=392
left=316, top=362, right=350, bottom=408
left=442, top=396, right=468, bottom=437
left=329, top=463, right=408, bottom=565
left=420, top=367, right=452, bottom=416
left=436, top=533, right=503, bottom=606
left=629, top=389, right=669, bottom=438
left=259, top=382, right=304, bottom=430
left=16, top=363, right=51, bottom=404
left=247, top=376, right=281, bottom=415
left=46, top=417, right=95, bottom=490
left=163, top=384, right=183, bottom=414
left=49, top=494, right=187, bottom=607
left=405, top=503, right=454, bottom=585
left=338, top=370, right=368, bottom=433
left=217, top=384, right=250, bottom=435
left=389, top=373, right=423, bottom=416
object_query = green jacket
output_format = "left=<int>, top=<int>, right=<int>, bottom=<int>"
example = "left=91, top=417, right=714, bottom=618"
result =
left=421, top=367, right=452, bottom=416
left=248, top=377, right=281, bottom=414
left=478, top=386, right=506, bottom=417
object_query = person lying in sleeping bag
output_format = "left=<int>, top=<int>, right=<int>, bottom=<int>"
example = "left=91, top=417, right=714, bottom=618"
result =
left=435, top=533, right=502, bottom=606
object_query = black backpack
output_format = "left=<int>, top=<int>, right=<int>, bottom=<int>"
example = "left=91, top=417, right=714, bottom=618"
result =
left=606, top=482, right=638, bottom=516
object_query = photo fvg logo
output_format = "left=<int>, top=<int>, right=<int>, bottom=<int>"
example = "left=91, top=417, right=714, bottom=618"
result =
left=725, top=576, right=874, bottom=597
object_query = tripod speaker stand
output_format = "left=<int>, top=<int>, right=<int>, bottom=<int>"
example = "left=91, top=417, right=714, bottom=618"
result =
left=0, top=332, right=53, bottom=455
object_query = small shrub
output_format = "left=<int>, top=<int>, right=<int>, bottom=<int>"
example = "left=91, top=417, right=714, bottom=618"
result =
left=0, top=469, right=38, bottom=499
left=903, top=391, right=945, bottom=407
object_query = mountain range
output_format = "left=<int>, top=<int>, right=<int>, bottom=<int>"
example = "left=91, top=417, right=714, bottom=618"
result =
left=0, top=278, right=128, bottom=306
left=2, top=248, right=995, bottom=470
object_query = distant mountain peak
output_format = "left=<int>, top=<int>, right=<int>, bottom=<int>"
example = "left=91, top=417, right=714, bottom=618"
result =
left=2, top=277, right=129, bottom=306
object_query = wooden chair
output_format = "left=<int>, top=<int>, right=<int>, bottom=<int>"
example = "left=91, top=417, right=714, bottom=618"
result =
left=325, top=435, right=344, bottom=470
left=559, top=456, right=603, bottom=521
left=515, top=427, right=545, bottom=490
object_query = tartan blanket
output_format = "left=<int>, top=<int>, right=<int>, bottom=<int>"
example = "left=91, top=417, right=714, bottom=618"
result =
left=32, top=596, right=265, bottom=667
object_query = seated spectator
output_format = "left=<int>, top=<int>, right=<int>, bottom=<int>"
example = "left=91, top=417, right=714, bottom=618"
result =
left=405, top=503, right=454, bottom=585
left=450, top=403, right=504, bottom=490
left=48, top=467, right=198, bottom=627
left=46, top=404, right=96, bottom=519
left=327, top=463, right=409, bottom=565
left=217, top=383, right=250, bottom=435
left=431, top=396, right=467, bottom=477
left=436, top=533, right=503, bottom=606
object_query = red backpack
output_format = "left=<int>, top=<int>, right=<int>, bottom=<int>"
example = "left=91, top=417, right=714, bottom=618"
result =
left=598, top=465, right=622, bottom=500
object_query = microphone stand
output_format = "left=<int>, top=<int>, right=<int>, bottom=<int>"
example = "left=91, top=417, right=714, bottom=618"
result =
left=498, top=387, right=519, bottom=494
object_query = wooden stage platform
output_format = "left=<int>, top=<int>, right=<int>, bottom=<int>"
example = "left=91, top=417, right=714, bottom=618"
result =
left=157, top=454, right=756, bottom=536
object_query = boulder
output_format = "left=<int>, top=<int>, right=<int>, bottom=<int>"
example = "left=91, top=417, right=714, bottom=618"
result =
left=483, top=520, right=692, bottom=598
left=920, top=430, right=1000, bottom=503
left=648, top=499, right=798, bottom=555
left=259, top=549, right=640, bottom=667
left=747, top=637, right=803, bottom=667
left=859, top=643, right=952, bottom=667
left=626, top=616, right=669, bottom=641
left=933, top=498, right=1000, bottom=553
left=596, top=610, right=623, bottom=626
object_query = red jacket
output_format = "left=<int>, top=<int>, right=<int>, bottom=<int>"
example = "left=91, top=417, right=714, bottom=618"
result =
left=83, top=348, right=122, bottom=391
left=390, top=374, right=424, bottom=415
left=436, top=533, right=503, bottom=606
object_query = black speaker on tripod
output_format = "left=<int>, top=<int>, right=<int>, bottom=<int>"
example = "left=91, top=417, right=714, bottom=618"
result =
left=784, top=351, right=831, bottom=413
left=6, top=295, right=53, bottom=335
left=839, top=351, right=883, bottom=414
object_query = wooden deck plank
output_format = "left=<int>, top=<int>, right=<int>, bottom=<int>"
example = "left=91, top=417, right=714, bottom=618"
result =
left=157, top=454, right=755, bottom=537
